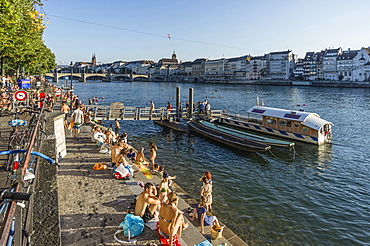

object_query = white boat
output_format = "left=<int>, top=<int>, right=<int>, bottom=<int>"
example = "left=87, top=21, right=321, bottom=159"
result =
left=218, top=106, right=333, bottom=145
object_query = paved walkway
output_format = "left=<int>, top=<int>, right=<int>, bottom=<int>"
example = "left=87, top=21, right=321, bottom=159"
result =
left=57, top=124, right=248, bottom=246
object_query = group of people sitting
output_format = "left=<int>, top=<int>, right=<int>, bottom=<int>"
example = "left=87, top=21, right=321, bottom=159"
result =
left=133, top=170, right=223, bottom=245
left=134, top=182, right=188, bottom=245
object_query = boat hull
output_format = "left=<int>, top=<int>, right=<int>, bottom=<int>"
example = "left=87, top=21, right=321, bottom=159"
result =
left=188, top=121, right=271, bottom=152
left=204, top=121, right=294, bottom=147
left=220, top=118, right=323, bottom=145
left=153, top=120, right=188, bottom=132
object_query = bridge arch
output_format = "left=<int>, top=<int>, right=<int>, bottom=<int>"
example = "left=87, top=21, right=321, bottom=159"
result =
left=58, top=75, right=82, bottom=82
left=133, top=77, right=149, bottom=82
left=113, top=75, right=131, bottom=81
left=86, top=75, right=108, bottom=82
left=153, top=76, right=165, bottom=81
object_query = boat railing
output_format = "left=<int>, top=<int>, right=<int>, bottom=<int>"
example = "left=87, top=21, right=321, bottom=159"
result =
left=210, top=110, right=222, bottom=118
left=219, top=112, right=262, bottom=125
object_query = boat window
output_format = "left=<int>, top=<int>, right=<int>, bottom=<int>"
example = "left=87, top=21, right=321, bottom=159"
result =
left=302, top=126, right=309, bottom=132
left=279, top=120, right=291, bottom=127
left=266, top=117, right=276, bottom=125
left=293, top=122, right=300, bottom=128
left=324, top=124, right=330, bottom=131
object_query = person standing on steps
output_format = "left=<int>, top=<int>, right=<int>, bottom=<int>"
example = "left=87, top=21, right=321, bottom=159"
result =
left=114, top=118, right=120, bottom=134
left=149, top=142, right=158, bottom=168
left=71, top=106, right=84, bottom=139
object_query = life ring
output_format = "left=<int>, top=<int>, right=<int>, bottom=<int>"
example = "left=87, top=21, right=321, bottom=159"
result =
left=93, top=162, right=107, bottom=170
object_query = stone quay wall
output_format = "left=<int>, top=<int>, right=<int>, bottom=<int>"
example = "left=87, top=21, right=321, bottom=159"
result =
left=31, top=111, right=248, bottom=245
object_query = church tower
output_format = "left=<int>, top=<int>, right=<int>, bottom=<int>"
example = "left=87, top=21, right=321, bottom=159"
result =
left=91, top=53, right=97, bottom=66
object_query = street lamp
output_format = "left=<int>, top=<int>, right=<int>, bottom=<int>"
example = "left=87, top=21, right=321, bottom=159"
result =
left=69, top=61, right=73, bottom=90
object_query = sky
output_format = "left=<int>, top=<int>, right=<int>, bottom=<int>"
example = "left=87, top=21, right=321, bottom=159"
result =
left=41, top=0, right=370, bottom=65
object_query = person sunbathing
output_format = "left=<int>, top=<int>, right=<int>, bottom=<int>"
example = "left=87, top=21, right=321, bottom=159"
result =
left=158, top=192, right=188, bottom=245
left=135, top=147, right=146, bottom=162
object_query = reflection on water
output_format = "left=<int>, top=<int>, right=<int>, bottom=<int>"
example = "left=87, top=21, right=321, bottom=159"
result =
left=73, top=82, right=370, bottom=245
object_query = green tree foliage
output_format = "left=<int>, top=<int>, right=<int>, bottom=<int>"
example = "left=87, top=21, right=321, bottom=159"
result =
left=0, top=0, right=55, bottom=76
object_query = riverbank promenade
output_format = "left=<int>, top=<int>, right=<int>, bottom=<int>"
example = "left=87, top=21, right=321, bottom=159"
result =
left=57, top=123, right=248, bottom=245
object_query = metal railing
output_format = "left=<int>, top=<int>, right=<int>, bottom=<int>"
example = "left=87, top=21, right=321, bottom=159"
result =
left=0, top=108, right=46, bottom=246
left=85, top=105, right=192, bottom=121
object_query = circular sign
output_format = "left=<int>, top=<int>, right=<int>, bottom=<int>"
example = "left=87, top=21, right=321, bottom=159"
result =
left=14, top=90, right=28, bottom=101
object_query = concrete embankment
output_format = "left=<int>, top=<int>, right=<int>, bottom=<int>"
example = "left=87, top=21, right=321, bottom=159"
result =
left=54, top=122, right=248, bottom=246
left=181, top=79, right=370, bottom=87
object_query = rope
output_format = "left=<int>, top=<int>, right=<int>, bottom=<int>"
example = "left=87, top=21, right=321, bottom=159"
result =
left=267, top=145, right=299, bottom=160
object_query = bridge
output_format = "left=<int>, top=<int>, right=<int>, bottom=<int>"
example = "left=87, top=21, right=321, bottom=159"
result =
left=45, top=72, right=149, bottom=82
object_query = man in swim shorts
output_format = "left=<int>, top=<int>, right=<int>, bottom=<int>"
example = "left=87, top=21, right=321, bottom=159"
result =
left=71, top=106, right=84, bottom=139
left=135, top=182, right=160, bottom=223
left=61, top=102, right=70, bottom=128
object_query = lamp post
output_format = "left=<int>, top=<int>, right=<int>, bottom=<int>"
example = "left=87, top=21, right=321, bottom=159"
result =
left=69, top=61, right=73, bottom=90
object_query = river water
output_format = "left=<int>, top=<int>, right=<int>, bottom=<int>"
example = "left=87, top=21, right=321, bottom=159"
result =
left=72, top=81, right=369, bottom=245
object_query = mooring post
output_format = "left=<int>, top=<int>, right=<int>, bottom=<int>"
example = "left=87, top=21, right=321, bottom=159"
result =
left=176, top=87, right=180, bottom=120
left=188, top=88, right=194, bottom=119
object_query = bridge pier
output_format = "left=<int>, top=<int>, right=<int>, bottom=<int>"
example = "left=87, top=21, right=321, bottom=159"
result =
left=81, top=71, right=86, bottom=83
left=53, top=70, right=59, bottom=82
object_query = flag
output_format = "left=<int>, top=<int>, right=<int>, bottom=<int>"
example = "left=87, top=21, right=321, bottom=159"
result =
left=167, top=34, right=171, bottom=40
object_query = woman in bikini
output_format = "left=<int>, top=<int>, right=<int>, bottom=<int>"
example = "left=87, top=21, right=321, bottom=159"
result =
left=158, top=192, right=188, bottom=246
left=158, top=172, right=171, bottom=203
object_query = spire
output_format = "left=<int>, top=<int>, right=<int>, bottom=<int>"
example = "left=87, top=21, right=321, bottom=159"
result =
left=91, top=53, right=97, bottom=66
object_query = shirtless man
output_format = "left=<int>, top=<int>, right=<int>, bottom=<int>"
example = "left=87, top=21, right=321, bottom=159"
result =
left=60, top=102, right=70, bottom=128
left=149, top=101, right=155, bottom=119
left=114, top=118, right=120, bottom=134
left=135, top=182, right=160, bottom=223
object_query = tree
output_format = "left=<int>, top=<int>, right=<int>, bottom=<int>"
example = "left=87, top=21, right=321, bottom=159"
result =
left=0, top=0, right=56, bottom=76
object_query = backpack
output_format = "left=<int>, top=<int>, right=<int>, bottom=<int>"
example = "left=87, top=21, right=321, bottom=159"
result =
left=119, top=214, right=144, bottom=237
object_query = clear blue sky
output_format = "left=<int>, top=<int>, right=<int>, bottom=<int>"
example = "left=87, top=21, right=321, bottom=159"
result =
left=41, top=0, right=370, bottom=65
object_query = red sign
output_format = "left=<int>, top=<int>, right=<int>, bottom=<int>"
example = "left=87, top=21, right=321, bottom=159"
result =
left=14, top=90, right=28, bottom=101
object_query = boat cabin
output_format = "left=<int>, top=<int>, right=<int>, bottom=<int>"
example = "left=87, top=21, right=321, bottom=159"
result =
left=246, top=106, right=333, bottom=144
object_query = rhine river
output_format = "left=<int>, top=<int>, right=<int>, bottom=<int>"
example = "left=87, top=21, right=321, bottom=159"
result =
left=71, top=81, right=369, bottom=245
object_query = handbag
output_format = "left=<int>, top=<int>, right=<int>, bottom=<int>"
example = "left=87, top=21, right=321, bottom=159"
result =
left=210, top=224, right=223, bottom=240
